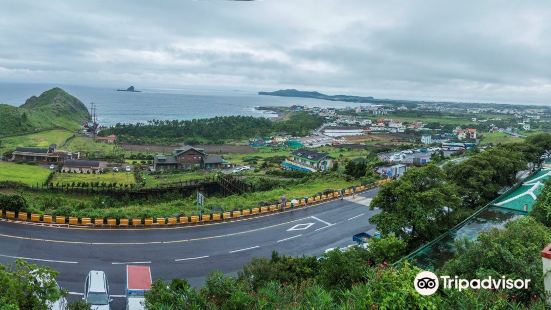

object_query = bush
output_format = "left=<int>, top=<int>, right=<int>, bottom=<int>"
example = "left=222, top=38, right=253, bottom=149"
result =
left=0, top=194, right=27, bottom=212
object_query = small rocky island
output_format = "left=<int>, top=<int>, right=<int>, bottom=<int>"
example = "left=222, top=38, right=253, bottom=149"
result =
left=117, top=85, right=140, bottom=92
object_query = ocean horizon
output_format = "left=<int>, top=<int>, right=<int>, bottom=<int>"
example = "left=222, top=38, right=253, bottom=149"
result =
left=0, top=83, right=359, bottom=126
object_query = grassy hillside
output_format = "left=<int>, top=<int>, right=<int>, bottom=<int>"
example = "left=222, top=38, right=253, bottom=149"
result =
left=0, top=87, right=89, bottom=137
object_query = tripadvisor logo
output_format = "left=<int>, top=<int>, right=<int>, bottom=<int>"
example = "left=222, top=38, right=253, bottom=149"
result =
left=414, top=271, right=531, bottom=296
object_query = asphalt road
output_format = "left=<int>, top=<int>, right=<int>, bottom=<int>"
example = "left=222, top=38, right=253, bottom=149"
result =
left=0, top=188, right=380, bottom=309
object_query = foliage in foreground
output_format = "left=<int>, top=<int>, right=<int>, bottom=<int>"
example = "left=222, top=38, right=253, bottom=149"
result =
left=0, top=260, right=64, bottom=310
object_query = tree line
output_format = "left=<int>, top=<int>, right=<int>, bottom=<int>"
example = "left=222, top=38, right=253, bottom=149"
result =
left=100, top=112, right=324, bottom=144
left=369, top=133, right=551, bottom=250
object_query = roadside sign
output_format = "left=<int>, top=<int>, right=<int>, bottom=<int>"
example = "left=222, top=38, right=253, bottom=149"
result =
left=197, top=191, right=205, bottom=206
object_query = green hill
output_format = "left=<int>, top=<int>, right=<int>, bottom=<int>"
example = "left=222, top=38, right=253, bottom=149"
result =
left=0, top=88, right=89, bottom=137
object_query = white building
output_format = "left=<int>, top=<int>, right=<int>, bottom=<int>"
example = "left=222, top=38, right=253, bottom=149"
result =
left=323, top=127, right=364, bottom=137
left=421, top=135, right=432, bottom=144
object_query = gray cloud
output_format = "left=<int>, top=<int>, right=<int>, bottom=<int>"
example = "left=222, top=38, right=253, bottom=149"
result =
left=1, top=0, right=551, bottom=104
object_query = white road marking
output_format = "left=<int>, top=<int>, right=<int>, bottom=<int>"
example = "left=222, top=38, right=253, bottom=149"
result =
left=0, top=254, right=78, bottom=264
left=229, top=245, right=260, bottom=253
left=68, top=292, right=84, bottom=296
left=314, top=225, right=334, bottom=232
left=347, top=213, right=365, bottom=221
left=174, top=255, right=209, bottom=262
left=0, top=215, right=320, bottom=245
left=287, top=223, right=314, bottom=231
left=310, top=216, right=333, bottom=226
left=277, top=234, right=302, bottom=243
left=111, top=261, right=151, bottom=265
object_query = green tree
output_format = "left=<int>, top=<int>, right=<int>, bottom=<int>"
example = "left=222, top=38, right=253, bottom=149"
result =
left=441, top=217, right=551, bottom=304
left=0, top=260, right=65, bottom=310
left=370, top=165, right=461, bottom=248
left=67, top=300, right=92, bottom=310
left=366, top=234, right=407, bottom=264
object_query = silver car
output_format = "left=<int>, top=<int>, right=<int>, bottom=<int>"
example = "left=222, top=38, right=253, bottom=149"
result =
left=84, top=270, right=112, bottom=310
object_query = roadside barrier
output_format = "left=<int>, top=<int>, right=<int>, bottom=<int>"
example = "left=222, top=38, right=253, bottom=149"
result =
left=0, top=180, right=384, bottom=228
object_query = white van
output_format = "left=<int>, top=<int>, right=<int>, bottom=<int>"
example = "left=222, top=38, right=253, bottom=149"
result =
left=84, top=270, right=111, bottom=310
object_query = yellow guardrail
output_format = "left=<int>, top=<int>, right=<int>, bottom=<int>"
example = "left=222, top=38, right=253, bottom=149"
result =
left=0, top=181, right=384, bottom=228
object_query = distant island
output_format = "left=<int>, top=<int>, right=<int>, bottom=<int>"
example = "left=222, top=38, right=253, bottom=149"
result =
left=117, top=86, right=140, bottom=92
left=258, top=89, right=549, bottom=109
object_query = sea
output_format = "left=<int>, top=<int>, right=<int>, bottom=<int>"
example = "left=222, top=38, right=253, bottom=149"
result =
left=0, top=83, right=356, bottom=126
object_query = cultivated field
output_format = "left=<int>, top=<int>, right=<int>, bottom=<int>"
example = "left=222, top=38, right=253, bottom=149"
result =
left=50, top=172, right=136, bottom=186
left=0, top=129, right=74, bottom=153
left=0, top=162, right=51, bottom=186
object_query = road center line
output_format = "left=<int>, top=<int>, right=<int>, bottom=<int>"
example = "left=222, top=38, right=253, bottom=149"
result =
left=276, top=234, right=302, bottom=243
left=310, top=216, right=333, bottom=226
left=111, top=261, right=151, bottom=265
left=174, top=255, right=209, bottom=262
left=347, top=213, right=365, bottom=221
left=229, top=245, right=260, bottom=253
left=0, top=254, right=78, bottom=264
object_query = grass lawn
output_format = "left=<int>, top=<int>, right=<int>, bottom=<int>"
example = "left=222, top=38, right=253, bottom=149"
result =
left=0, top=162, right=52, bottom=186
left=50, top=172, right=136, bottom=186
left=0, top=129, right=74, bottom=153
left=143, top=171, right=217, bottom=188
left=65, top=136, right=119, bottom=155
left=480, top=132, right=524, bottom=145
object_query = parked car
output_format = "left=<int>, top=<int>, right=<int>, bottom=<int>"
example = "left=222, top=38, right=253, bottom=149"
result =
left=113, top=167, right=119, bottom=172
left=84, top=270, right=111, bottom=310
left=49, top=164, right=56, bottom=170
left=125, top=166, right=131, bottom=172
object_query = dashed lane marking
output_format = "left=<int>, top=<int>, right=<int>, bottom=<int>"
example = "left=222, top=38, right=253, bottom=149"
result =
left=276, top=234, right=302, bottom=243
left=174, top=255, right=209, bottom=262
left=347, top=213, right=365, bottom=221
left=229, top=245, right=260, bottom=253
left=0, top=254, right=78, bottom=264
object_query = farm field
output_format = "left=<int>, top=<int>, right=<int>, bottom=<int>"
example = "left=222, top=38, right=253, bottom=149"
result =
left=64, top=136, right=120, bottom=156
left=50, top=172, right=136, bottom=186
left=0, top=129, right=74, bottom=153
left=0, top=162, right=51, bottom=186
left=480, top=132, right=524, bottom=145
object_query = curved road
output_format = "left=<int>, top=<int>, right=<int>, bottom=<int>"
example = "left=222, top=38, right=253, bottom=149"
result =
left=0, top=188, right=379, bottom=308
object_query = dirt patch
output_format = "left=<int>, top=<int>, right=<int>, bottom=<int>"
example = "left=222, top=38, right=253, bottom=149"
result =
left=121, top=143, right=256, bottom=154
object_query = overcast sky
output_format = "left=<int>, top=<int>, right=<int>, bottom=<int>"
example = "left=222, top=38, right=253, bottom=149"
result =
left=1, top=0, right=551, bottom=105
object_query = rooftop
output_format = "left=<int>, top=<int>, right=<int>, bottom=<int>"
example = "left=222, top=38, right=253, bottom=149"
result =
left=292, top=149, right=330, bottom=162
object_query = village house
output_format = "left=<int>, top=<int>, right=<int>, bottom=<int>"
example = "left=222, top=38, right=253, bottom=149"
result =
left=11, top=144, right=74, bottom=163
left=95, top=134, right=117, bottom=144
left=61, top=159, right=106, bottom=173
left=453, top=127, right=477, bottom=140
left=281, top=149, right=334, bottom=173
left=153, top=145, right=228, bottom=171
